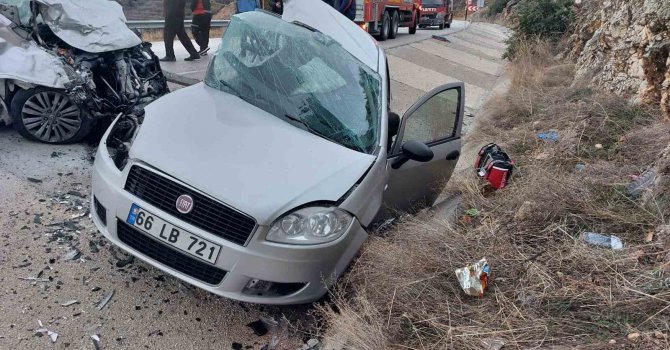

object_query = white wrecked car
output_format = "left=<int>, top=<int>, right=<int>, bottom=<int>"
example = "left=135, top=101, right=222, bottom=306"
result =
left=0, top=0, right=168, bottom=143
left=92, top=1, right=465, bottom=304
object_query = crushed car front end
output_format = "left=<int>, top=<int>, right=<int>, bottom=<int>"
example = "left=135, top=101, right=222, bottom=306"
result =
left=0, top=0, right=168, bottom=143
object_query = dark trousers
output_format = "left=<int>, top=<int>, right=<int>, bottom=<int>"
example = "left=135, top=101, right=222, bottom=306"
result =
left=164, top=17, right=198, bottom=58
left=191, top=13, right=212, bottom=50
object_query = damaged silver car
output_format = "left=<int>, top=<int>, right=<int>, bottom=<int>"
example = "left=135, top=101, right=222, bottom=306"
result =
left=0, top=0, right=168, bottom=144
left=92, top=0, right=464, bottom=305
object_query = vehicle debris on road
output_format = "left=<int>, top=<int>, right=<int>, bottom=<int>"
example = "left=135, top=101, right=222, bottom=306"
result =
left=455, top=258, right=490, bottom=297
left=96, top=290, right=114, bottom=310
left=60, top=299, right=79, bottom=307
left=0, top=0, right=168, bottom=144
left=35, top=320, right=58, bottom=343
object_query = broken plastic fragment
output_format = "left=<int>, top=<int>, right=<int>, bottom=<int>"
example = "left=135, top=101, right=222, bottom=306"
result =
left=48, top=331, right=58, bottom=343
left=97, top=290, right=115, bottom=310
left=455, top=258, right=490, bottom=297
left=61, top=300, right=79, bottom=307
left=65, top=249, right=81, bottom=260
left=583, top=232, right=623, bottom=250
left=90, top=334, right=101, bottom=350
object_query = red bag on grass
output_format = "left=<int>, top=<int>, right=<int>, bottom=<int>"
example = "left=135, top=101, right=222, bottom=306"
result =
left=475, top=144, right=515, bottom=190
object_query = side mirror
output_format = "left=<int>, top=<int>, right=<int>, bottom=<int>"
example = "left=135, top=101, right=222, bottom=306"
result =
left=392, top=140, right=434, bottom=169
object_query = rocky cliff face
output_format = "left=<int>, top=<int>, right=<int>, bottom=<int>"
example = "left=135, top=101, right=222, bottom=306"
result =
left=565, top=0, right=670, bottom=119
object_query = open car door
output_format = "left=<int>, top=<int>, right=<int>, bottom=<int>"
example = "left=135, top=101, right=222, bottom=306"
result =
left=383, top=82, right=465, bottom=214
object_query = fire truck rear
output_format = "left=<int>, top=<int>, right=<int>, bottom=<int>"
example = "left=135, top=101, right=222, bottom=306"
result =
left=419, top=0, right=454, bottom=29
left=354, top=0, right=422, bottom=41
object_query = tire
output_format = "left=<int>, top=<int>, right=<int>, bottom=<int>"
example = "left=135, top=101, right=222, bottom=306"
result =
left=10, top=87, right=91, bottom=144
left=378, top=11, right=391, bottom=41
left=446, top=15, right=452, bottom=28
left=409, top=11, right=418, bottom=34
left=439, top=22, right=445, bottom=30
left=389, top=11, right=399, bottom=39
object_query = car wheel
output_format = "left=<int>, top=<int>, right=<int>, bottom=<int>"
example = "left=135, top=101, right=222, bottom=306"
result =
left=409, top=11, right=418, bottom=34
left=389, top=11, right=399, bottom=39
left=439, top=21, right=445, bottom=30
left=10, top=88, right=91, bottom=144
left=446, top=15, right=452, bottom=28
left=379, top=11, right=391, bottom=41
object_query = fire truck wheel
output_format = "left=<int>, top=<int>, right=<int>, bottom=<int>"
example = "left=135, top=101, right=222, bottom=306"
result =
left=379, top=11, right=391, bottom=41
left=389, top=11, right=399, bottom=39
left=446, top=15, right=452, bottom=28
left=439, top=21, right=445, bottom=30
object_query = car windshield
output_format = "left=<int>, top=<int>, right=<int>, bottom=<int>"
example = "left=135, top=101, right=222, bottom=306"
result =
left=204, top=11, right=381, bottom=154
left=421, top=0, right=444, bottom=6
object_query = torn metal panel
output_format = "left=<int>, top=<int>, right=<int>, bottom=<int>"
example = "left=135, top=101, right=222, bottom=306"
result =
left=35, top=0, right=141, bottom=53
left=0, top=15, right=70, bottom=88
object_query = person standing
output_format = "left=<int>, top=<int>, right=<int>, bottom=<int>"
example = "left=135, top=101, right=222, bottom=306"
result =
left=191, top=0, right=212, bottom=55
left=322, top=0, right=356, bottom=21
left=271, top=0, right=284, bottom=15
left=161, top=0, right=200, bottom=62
left=337, top=0, right=356, bottom=21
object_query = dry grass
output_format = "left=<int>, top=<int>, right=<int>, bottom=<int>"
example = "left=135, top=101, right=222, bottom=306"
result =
left=316, top=39, right=670, bottom=349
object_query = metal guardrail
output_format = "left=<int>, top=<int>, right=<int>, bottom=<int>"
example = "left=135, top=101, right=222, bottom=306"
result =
left=127, top=19, right=230, bottom=30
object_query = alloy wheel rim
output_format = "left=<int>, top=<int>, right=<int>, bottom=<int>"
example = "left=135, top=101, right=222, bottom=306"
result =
left=21, top=91, right=81, bottom=143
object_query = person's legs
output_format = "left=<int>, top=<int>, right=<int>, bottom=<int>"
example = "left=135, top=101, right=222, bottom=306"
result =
left=191, top=15, right=205, bottom=50
left=175, top=21, right=199, bottom=60
left=200, top=13, right=212, bottom=51
left=163, top=20, right=178, bottom=60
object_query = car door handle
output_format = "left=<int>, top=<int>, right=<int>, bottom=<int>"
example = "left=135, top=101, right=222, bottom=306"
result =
left=446, top=150, right=460, bottom=160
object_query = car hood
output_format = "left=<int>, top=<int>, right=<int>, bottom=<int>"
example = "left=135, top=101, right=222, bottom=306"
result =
left=130, top=84, right=376, bottom=225
left=36, top=0, right=141, bottom=53
left=0, top=14, right=71, bottom=88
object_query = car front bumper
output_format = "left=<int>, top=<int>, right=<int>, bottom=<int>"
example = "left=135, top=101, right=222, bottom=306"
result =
left=90, top=145, right=368, bottom=305
left=419, top=16, right=444, bottom=26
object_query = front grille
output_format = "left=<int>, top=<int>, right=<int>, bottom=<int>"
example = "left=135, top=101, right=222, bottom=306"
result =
left=117, top=220, right=227, bottom=285
left=124, top=166, right=256, bottom=245
left=422, top=14, right=437, bottom=19
left=94, top=196, right=107, bottom=226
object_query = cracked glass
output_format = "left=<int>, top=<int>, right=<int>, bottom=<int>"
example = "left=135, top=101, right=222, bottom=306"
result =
left=205, top=11, right=381, bottom=154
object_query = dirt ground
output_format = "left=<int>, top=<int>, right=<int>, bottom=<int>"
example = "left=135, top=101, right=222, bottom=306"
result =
left=0, top=133, right=306, bottom=349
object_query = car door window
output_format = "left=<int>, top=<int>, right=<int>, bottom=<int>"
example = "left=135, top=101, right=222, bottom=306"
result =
left=398, top=88, right=460, bottom=147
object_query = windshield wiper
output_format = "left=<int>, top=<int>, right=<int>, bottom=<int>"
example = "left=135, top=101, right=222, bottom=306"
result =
left=284, top=114, right=363, bottom=152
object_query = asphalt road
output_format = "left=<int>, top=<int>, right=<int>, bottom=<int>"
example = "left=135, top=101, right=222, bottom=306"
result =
left=0, top=21, right=509, bottom=350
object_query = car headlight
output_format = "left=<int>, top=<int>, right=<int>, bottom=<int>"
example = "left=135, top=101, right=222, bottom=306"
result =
left=267, top=207, right=354, bottom=245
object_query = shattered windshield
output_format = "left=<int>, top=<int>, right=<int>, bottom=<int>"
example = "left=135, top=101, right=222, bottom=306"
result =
left=205, top=11, right=381, bottom=154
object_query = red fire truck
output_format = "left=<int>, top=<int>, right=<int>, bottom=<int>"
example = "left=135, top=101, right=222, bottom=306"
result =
left=418, top=0, right=454, bottom=29
left=354, top=0, right=422, bottom=41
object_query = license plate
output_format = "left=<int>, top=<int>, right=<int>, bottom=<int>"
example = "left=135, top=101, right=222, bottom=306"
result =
left=126, top=204, right=221, bottom=264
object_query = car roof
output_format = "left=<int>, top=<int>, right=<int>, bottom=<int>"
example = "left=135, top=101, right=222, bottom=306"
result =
left=282, top=0, right=380, bottom=72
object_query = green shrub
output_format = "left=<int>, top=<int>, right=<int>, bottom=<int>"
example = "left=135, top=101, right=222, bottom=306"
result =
left=487, top=0, right=509, bottom=16
left=504, top=0, right=574, bottom=59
